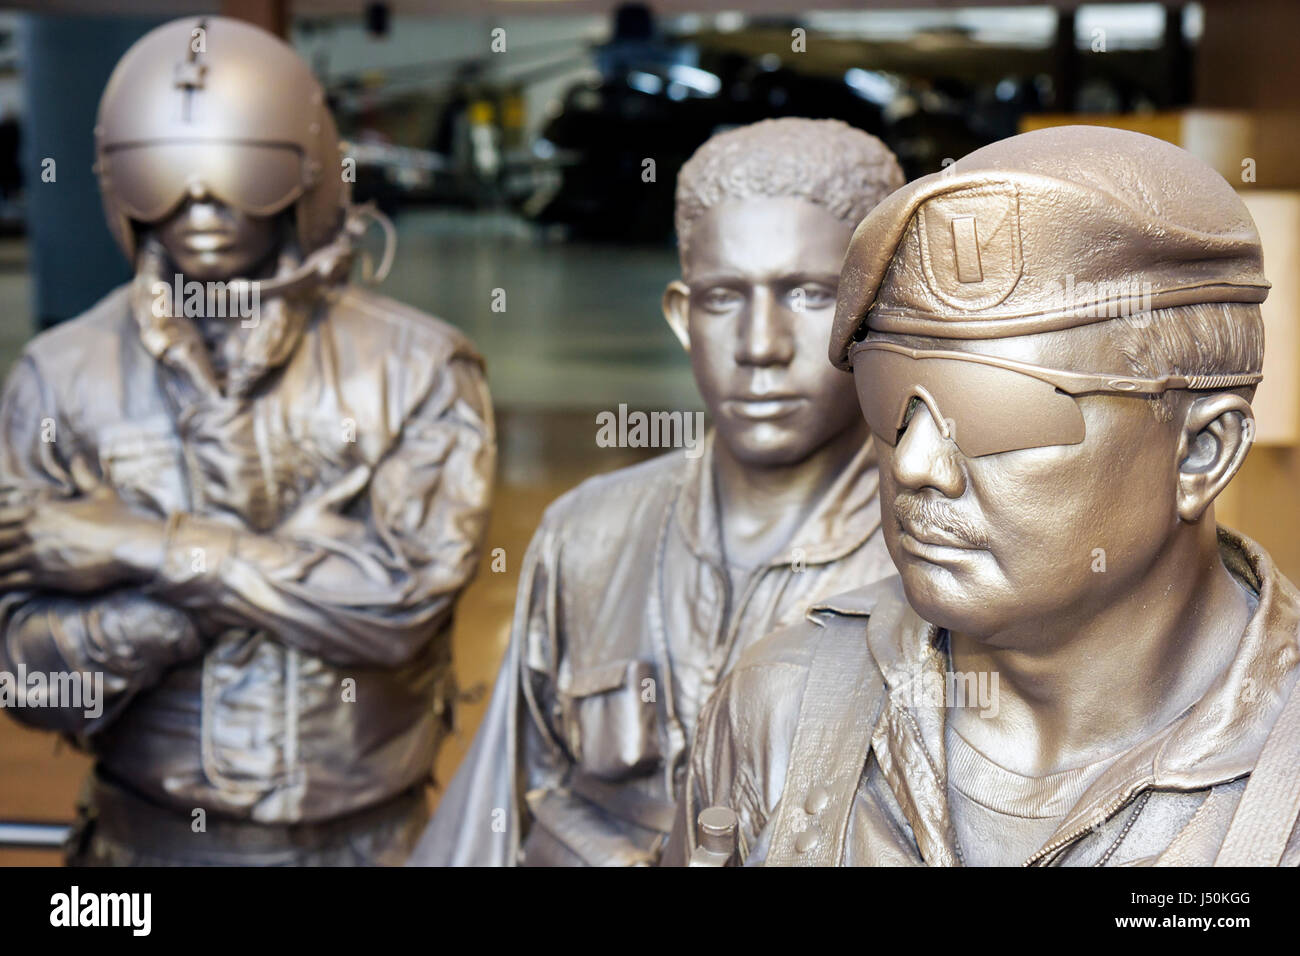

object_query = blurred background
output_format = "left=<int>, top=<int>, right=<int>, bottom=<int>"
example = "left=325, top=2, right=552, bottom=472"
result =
left=0, top=0, right=1297, bottom=864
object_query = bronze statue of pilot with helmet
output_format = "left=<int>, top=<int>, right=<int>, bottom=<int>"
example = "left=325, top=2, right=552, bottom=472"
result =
left=0, top=16, right=496, bottom=866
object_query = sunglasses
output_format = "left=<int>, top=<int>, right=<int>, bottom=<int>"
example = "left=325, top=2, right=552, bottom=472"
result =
left=849, top=340, right=1262, bottom=458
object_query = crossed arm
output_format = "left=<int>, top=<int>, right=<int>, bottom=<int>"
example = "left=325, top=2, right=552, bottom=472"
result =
left=0, top=353, right=495, bottom=734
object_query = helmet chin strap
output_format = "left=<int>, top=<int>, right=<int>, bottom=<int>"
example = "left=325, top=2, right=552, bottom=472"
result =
left=223, top=202, right=396, bottom=301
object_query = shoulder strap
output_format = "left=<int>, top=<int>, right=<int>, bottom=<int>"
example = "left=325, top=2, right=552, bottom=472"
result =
left=1155, top=783, right=1241, bottom=866
left=766, top=614, right=886, bottom=867
left=1215, top=672, right=1300, bottom=866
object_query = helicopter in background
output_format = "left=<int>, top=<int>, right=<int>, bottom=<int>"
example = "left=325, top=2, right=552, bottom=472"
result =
left=324, top=3, right=1192, bottom=243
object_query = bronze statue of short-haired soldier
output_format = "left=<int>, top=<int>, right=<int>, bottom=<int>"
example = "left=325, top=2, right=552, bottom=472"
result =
left=411, top=118, right=904, bottom=866
left=668, top=125, right=1300, bottom=867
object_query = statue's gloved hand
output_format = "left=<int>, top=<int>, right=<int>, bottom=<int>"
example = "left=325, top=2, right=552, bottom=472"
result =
left=0, top=482, right=166, bottom=593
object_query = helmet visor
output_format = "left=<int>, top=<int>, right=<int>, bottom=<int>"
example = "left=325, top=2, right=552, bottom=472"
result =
left=101, top=141, right=306, bottom=223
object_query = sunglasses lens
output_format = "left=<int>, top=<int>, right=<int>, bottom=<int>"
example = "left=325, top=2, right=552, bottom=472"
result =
left=103, top=142, right=306, bottom=223
left=854, top=348, right=910, bottom=446
left=853, top=347, right=1087, bottom=457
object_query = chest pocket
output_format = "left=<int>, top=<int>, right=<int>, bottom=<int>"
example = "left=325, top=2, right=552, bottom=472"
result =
left=278, top=411, right=369, bottom=504
left=561, top=659, right=662, bottom=782
left=98, top=418, right=188, bottom=516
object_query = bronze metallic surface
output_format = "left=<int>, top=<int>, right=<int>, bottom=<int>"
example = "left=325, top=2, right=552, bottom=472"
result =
left=95, top=16, right=345, bottom=263
left=668, top=126, right=1300, bottom=866
left=0, top=17, right=495, bottom=865
left=410, top=119, right=903, bottom=866
left=852, top=340, right=1263, bottom=458
left=669, top=536, right=1300, bottom=866
left=829, top=125, right=1271, bottom=367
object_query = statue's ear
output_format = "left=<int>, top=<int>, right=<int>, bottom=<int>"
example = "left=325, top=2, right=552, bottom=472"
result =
left=662, top=280, right=691, bottom=354
left=1175, top=392, right=1254, bottom=523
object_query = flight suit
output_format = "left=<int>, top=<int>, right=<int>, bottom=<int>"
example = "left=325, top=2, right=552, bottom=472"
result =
left=0, top=281, right=495, bottom=864
left=411, top=432, right=895, bottom=865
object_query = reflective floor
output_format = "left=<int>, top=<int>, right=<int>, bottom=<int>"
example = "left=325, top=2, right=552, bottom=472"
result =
left=380, top=211, right=697, bottom=412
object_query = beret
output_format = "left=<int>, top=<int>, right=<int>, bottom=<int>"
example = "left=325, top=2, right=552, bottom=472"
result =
left=831, top=125, right=1270, bottom=370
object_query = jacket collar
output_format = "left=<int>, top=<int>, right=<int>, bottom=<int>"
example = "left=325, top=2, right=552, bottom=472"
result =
left=128, top=241, right=313, bottom=402
left=675, top=430, right=882, bottom=569
left=856, top=578, right=960, bottom=864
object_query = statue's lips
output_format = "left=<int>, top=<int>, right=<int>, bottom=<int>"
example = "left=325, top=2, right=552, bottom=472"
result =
left=722, top=396, right=805, bottom=421
left=897, top=517, right=983, bottom=562
left=180, top=231, right=236, bottom=253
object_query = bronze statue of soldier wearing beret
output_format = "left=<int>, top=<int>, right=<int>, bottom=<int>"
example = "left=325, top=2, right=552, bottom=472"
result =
left=668, top=125, right=1300, bottom=867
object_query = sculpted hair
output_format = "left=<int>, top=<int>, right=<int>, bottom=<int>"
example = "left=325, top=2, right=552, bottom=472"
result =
left=1110, top=301, right=1265, bottom=422
left=674, top=118, right=904, bottom=260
